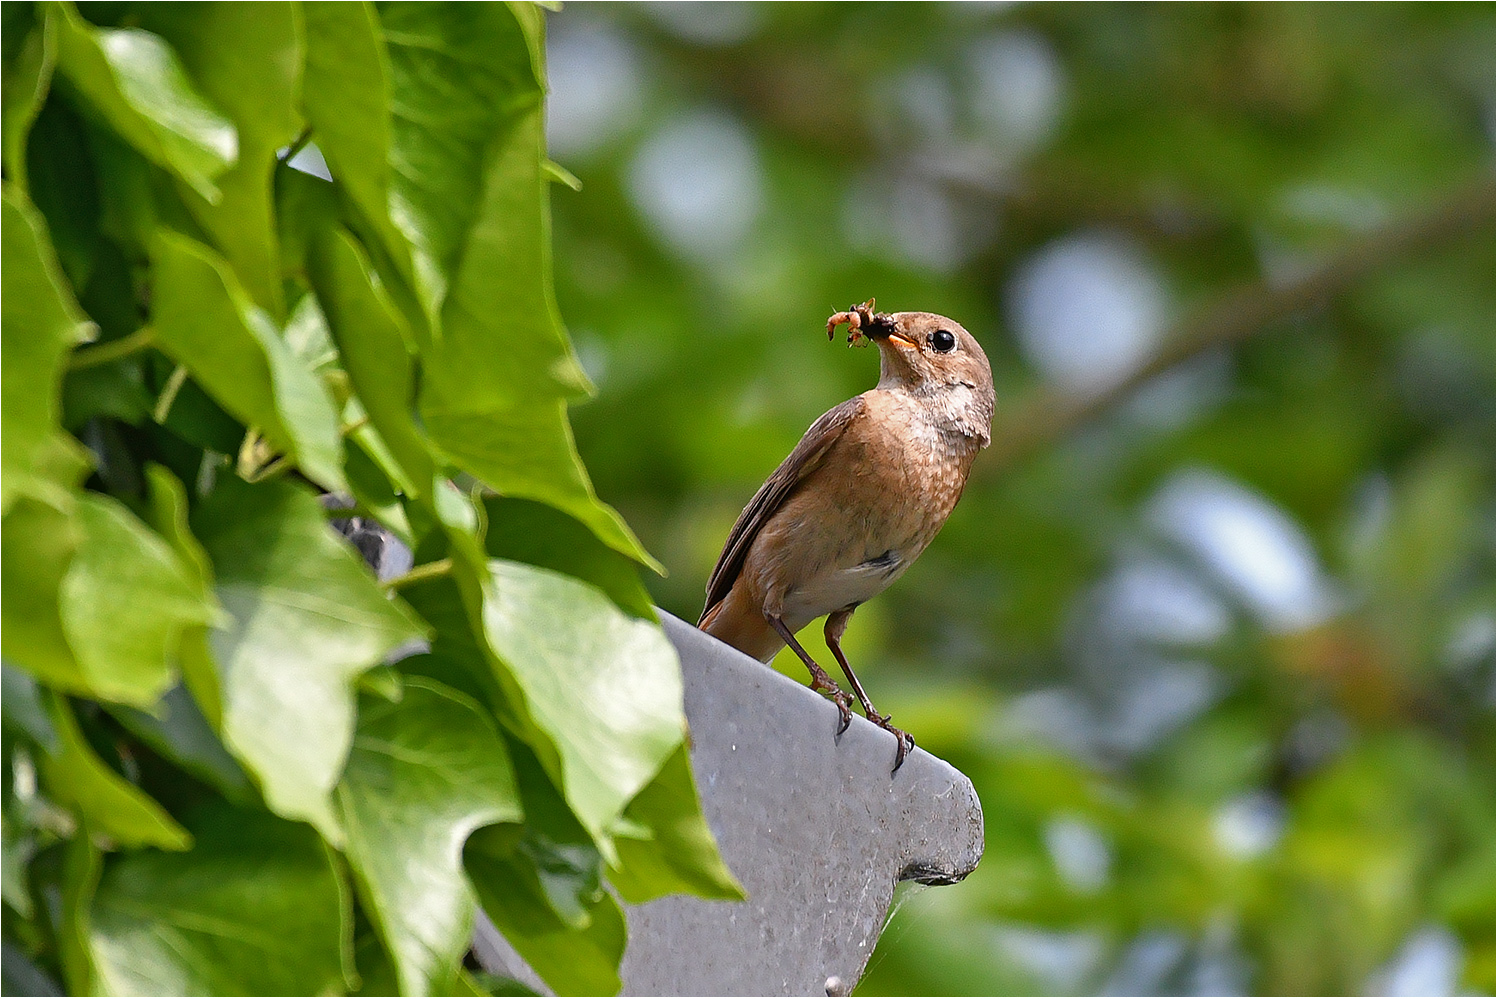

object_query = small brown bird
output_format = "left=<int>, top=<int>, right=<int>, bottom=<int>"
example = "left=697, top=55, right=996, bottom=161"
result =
left=699, top=301, right=995, bottom=770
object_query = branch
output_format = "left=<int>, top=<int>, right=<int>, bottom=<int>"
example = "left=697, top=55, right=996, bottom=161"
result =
left=67, top=325, right=155, bottom=370
left=977, top=175, right=1496, bottom=479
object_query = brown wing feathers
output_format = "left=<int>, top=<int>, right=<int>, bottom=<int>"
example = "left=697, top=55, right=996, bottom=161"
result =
left=699, top=396, right=866, bottom=624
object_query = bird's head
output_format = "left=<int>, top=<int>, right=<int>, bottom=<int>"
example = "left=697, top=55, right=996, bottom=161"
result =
left=828, top=302, right=995, bottom=445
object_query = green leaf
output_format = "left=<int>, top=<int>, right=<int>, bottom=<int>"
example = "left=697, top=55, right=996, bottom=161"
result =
left=50, top=2, right=235, bottom=202
left=59, top=826, right=101, bottom=994
left=151, top=230, right=346, bottom=492
left=483, top=497, right=656, bottom=620
left=300, top=2, right=425, bottom=306
left=190, top=477, right=425, bottom=842
left=88, top=803, right=350, bottom=996
left=377, top=3, right=534, bottom=294
left=2, top=9, right=56, bottom=192
left=307, top=227, right=436, bottom=499
left=338, top=679, right=522, bottom=997
left=2, top=491, right=217, bottom=709
left=1, top=497, right=80, bottom=691
left=425, top=401, right=660, bottom=573
left=606, top=743, right=744, bottom=904
left=61, top=492, right=219, bottom=705
left=479, top=560, right=684, bottom=848
left=138, top=3, right=301, bottom=316
left=1, top=186, right=94, bottom=513
left=38, top=690, right=191, bottom=851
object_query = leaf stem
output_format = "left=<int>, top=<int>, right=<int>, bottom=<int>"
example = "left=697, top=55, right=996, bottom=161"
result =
left=68, top=326, right=156, bottom=370
left=383, top=558, right=453, bottom=592
left=153, top=364, right=189, bottom=424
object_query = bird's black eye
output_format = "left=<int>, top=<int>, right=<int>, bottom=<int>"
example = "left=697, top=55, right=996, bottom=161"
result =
left=930, top=329, right=956, bottom=353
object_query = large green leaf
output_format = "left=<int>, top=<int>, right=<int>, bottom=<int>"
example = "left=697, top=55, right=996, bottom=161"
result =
left=1, top=187, right=94, bottom=513
left=377, top=3, right=534, bottom=297
left=38, top=690, right=191, bottom=851
left=338, top=679, right=522, bottom=997
left=1, top=497, right=81, bottom=692
left=307, top=227, right=435, bottom=499
left=299, top=2, right=428, bottom=313
left=138, top=3, right=301, bottom=316
left=2, top=8, right=56, bottom=192
left=88, top=803, right=351, bottom=996
left=426, top=400, right=659, bottom=573
left=479, top=560, right=684, bottom=848
left=606, top=743, right=744, bottom=905
left=50, top=2, right=235, bottom=202
left=150, top=231, right=345, bottom=491
left=190, top=477, right=425, bottom=842
left=2, top=491, right=217, bottom=708
left=61, top=492, right=219, bottom=705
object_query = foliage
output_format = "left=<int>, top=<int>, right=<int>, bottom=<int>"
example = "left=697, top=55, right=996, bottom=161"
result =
left=537, top=3, right=1494, bottom=996
left=0, top=3, right=741, bottom=996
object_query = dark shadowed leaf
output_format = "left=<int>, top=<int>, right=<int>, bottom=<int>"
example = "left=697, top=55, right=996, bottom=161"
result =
left=1, top=665, right=58, bottom=750
left=106, top=685, right=253, bottom=803
left=88, top=803, right=350, bottom=996
left=300, top=2, right=422, bottom=302
left=500, top=890, right=626, bottom=998
left=466, top=739, right=603, bottom=935
left=191, top=477, right=425, bottom=842
left=50, top=4, right=234, bottom=202
left=338, top=679, right=522, bottom=997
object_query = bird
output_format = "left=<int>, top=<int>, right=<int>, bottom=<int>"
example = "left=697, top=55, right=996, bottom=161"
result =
left=698, top=300, right=994, bottom=771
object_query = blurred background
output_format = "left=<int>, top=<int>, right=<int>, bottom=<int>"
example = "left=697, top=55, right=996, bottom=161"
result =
left=541, top=4, right=1494, bottom=995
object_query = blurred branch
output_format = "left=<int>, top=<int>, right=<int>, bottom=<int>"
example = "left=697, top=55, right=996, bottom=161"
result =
left=977, top=174, right=1496, bottom=479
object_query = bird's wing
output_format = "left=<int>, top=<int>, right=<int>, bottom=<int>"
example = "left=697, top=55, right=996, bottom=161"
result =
left=700, top=395, right=867, bottom=624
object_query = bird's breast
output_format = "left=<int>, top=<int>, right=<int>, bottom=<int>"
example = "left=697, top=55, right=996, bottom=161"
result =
left=753, top=389, right=980, bottom=629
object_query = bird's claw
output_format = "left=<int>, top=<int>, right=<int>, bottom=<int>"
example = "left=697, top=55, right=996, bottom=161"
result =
left=867, top=714, right=914, bottom=773
left=834, top=693, right=853, bottom=735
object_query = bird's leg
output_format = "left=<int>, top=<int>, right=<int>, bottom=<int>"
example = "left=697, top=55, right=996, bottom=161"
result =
left=768, top=614, right=853, bottom=734
left=825, top=608, right=915, bottom=773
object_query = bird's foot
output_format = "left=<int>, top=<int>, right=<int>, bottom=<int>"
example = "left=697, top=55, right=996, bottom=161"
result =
left=867, top=713, right=915, bottom=773
left=808, top=675, right=854, bottom=734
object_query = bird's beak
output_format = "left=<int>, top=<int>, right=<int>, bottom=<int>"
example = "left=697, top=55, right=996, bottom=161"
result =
left=884, top=330, right=919, bottom=350
left=867, top=320, right=918, bottom=350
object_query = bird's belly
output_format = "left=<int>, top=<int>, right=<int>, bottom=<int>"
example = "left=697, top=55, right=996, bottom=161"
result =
left=780, top=555, right=907, bottom=632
